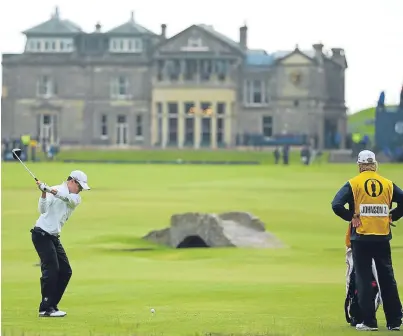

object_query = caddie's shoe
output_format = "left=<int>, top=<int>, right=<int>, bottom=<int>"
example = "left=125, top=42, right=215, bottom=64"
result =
left=356, top=323, right=378, bottom=331
left=387, top=321, right=402, bottom=331
left=39, top=308, right=66, bottom=317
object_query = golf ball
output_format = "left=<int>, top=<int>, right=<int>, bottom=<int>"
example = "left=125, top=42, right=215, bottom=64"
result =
left=151, top=308, right=155, bottom=313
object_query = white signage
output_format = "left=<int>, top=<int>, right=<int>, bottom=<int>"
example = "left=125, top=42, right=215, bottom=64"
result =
left=395, top=121, right=403, bottom=134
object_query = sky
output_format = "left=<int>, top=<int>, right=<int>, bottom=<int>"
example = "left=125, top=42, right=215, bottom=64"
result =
left=0, top=0, right=402, bottom=113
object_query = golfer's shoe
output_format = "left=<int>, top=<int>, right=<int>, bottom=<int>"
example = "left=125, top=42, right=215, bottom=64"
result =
left=387, top=325, right=401, bottom=331
left=355, top=323, right=378, bottom=331
left=39, top=309, right=66, bottom=317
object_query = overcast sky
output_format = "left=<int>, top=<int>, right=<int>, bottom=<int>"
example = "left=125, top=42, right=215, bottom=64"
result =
left=0, top=0, right=401, bottom=113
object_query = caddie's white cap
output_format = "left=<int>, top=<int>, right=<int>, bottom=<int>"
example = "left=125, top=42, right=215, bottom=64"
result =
left=357, top=150, right=377, bottom=164
left=70, top=170, right=90, bottom=190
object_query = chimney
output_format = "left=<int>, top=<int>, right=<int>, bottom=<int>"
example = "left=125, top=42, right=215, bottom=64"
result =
left=331, top=48, right=344, bottom=57
left=331, top=48, right=346, bottom=67
left=313, top=43, right=324, bottom=53
left=161, top=24, right=167, bottom=38
left=239, top=24, right=247, bottom=49
left=95, top=22, right=102, bottom=33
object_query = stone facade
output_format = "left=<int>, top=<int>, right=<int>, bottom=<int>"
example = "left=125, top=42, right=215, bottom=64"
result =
left=1, top=8, right=348, bottom=149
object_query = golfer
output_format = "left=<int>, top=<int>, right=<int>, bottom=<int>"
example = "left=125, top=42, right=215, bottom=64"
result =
left=331, top=150, right=403, bottom=331
left=31, top=170, right=90, bottom=317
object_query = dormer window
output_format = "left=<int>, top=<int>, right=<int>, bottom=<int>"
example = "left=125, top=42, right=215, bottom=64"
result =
left=26, top=38, right=74, bottom=53
left=109, top=38, right=143, bottom=53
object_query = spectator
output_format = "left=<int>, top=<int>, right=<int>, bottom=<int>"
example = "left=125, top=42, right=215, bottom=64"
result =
left=273, top=147, right=280, bottom=164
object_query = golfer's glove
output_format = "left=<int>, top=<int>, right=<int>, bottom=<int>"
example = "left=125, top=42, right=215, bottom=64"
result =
left=38, top=183, right=51, bottom=193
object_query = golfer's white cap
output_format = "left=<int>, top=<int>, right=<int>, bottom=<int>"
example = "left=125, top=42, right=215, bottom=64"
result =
left=70, top=170, right=90, bottom=190
left=357, top=150, right=377, bottom=164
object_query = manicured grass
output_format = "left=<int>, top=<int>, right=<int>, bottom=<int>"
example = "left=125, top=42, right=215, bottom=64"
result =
left=45, top=149, right=321, bottom=165
left=2, top=162, right=403, bottom=336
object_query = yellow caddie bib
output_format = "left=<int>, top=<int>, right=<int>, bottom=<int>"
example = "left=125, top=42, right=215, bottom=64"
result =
left=348, top=171, right=393, bottom=236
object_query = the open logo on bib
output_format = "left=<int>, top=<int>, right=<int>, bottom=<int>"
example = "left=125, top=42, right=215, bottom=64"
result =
left=360, top=204, right=389, bottom=216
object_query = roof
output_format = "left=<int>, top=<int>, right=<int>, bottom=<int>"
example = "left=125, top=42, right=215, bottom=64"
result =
left=245, top=48, right=335, bottom=66
left=246, top=50, right=276, bottom=66
left=23, top=7, right=82, bottom=35
left=107, top=12, right=157, bottom=36
left=197, top=24, right=243, bottom=52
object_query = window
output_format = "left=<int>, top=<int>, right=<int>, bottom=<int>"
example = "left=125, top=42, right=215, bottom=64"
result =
left=184, top=102, right=195, bottom=115
left=217, top=102, right=225, bottom=115
left=43, top=115, right=51, bottom=125
left=262, top=116, right=273, bottom=137
left=184, top=60, right=197, bottom=81
left=252, top=80, right=262, bottom=103
left=200, top=102, right=211, bottom=114
left=168, top=102, right=178, bottom=115
left=185, top=117, right=194, bottom=145
left=201, top=118, right=211, bottom=145
left=157, top=116, right=163, bottom=145
left=157, top=60, right=164, bottom=81
left=37, top=75, right=54, bottom=97
left=117, top=115, right=127, bottom=123
left=168, top=117, right=177, bottom=144
left=215, top=60, right=227, bottom=81
left=200, top=60, right=212, bottom=81
left=118, top=77, right=127, bottom=96
left=244, top=80, right=268, bottom=106
left=166, top=60, right=180, bottom=81
left=136, top=115, right=143, bottom=138
left=109, top=38, right=143, bottom=53
left=111, top=76, right=129, bottom=99
left=101, top=115, right=108, bottom=138
left=27, top=38, right=74, bottom=53
left=217, top=118, right=224, bottom=144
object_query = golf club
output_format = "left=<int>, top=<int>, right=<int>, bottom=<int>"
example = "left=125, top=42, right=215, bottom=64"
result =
left=12, top=148, right=39, bottom=182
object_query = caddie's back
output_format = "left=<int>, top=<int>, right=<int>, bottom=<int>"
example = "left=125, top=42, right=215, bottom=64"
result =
left=349, top=151, right=393, bottom=236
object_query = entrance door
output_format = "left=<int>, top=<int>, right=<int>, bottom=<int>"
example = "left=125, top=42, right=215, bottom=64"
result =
left=39, top=114, right=56, bottom=143
left=116, top=115, right=128, bottom=145
left=324, top=118, right=338, bottom=149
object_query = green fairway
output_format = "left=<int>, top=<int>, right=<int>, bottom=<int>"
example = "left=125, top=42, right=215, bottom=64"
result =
left=2, top=162, right=403, bottom=336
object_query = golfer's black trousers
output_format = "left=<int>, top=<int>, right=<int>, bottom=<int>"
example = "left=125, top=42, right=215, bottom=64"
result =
left=31, top=227, right=72, bottom=312
left=351, top=240, right=402, bottom=328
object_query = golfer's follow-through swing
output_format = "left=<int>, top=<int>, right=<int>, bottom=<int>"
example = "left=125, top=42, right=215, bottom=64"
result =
left=12, top=149, right=91, bottom=317
left=332, top=150, right=403, bottom=331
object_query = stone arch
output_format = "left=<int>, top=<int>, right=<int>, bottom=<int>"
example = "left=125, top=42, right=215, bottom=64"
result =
left=176, top=235, right=210, bottom=248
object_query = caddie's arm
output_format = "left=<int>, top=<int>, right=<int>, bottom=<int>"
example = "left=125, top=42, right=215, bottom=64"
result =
left=50, top=188, right=81, bottom=209
left=390, top=183, right=403, bottom=222
left=331, top=182, right=355, bottom=221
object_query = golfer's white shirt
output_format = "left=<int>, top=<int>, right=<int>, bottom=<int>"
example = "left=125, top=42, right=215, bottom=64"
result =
left=35, top=182, right=81, bottom=236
